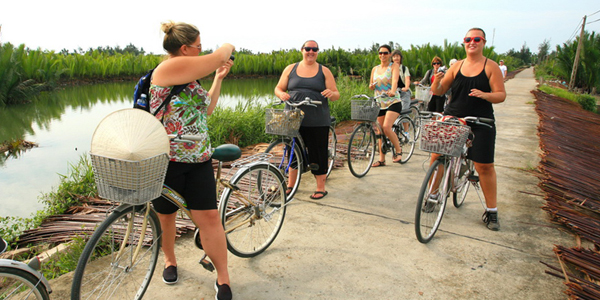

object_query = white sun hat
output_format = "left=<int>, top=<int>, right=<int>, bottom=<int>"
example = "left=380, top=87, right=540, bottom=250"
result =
left=91, top=108, right=169, bottom=160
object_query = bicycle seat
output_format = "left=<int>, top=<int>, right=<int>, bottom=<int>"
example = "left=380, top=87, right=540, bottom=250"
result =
left=410, top=99, right=419, bottom=106
left=330, top=116, right=336, bottom=123
left=212, top=144, right=242, bottom=162
left=0, top=237, right=6, bottom=254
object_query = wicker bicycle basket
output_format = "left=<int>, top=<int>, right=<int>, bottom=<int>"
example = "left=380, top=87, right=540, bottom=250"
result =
left=419, top=119, right=470, bottom=157
left=265, top=108, right=304, bottom=136
left=91, top=153, right=169, bottom=205
left=351, top=100, right=380, bottom=122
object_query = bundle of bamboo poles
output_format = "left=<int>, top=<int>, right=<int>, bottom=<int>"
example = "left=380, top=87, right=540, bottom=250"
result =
left=533, top=89, right=600, bottom=298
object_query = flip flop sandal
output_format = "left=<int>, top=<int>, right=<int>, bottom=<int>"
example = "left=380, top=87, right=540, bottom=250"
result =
left=285, top=187, right=293, bottom=196
left=310, top=191, right=328, bottom=200
left=372, top=160, right=386, bottom=167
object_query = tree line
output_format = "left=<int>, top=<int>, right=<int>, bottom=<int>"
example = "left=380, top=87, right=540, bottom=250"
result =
left=2, top=34, right=595, bottom=106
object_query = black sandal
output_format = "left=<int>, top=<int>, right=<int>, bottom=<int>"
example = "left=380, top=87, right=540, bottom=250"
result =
left=372, top=160, right=386, bottom=167
left=285, top=187, right=293, bottom=196
left=393, top=150, right=403, bottom=163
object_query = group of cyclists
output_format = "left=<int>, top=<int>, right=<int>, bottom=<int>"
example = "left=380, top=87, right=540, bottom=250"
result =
left=147, top=21, right=505, bottom=300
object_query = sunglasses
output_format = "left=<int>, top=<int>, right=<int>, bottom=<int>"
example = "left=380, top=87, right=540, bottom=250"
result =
left=379, top=51, right=390, bottom=55
left=432, top=62, right=441, bottom=65
left=463, top=36, right=485, bottom=43
left=303, top=47, right=319, bottom=52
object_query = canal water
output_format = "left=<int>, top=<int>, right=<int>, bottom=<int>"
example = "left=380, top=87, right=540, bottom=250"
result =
left=0, top=78, right=277, bottom=219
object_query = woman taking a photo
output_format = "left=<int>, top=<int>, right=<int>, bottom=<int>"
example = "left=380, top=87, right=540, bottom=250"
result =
left=274, top=40, right=340, bottom=200
left=150, top=21, right=235, bottom=300
left=369, top=45, right=403, bottom=166
left=415, top=56, right=447, bottom=112
left=430, top=27, right=506, bottom=231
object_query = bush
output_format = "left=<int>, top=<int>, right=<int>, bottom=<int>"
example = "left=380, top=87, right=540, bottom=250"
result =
left=539, top=85, right=598, bottom=113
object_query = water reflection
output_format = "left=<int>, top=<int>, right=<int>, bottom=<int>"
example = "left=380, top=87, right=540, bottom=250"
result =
left=0, top=77, right=278, bottom=218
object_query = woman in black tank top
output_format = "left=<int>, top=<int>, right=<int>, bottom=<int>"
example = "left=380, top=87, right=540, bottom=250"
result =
left=275, top=40, right=340, bottom=200
left=430, top=28, right=506, bottom=231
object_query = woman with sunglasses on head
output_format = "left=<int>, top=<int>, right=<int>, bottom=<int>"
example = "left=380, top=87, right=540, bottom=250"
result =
left=414, top=56, right=447, bottom=113
left=275, top=40, right=340, bottom=200
left=430, top=27, right=506, bottom=231
left=150, top=21, right=235, bottom=300
left=369, top=45, right=403, bottom=167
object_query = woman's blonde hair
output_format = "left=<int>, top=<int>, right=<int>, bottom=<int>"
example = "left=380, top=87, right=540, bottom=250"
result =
left=161, top=21, right=200, bottom=54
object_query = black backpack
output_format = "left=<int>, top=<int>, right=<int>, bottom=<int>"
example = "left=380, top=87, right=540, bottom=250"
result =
left=133, top=68, right=188, bottom=117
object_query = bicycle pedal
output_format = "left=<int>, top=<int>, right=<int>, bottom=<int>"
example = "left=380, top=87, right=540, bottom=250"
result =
left=199, top=258, right=215, bottom=272
left=468, top=175, right=479, bottom=182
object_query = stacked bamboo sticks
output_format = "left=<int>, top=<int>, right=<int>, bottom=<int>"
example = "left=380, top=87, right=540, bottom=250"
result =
left=533, top=89, right=600, bottom=299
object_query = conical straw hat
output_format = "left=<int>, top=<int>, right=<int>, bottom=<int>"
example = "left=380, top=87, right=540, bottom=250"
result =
left=91, top=108, right=169, bottom=161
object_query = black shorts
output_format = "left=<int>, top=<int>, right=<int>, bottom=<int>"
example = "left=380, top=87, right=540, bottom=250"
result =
left=152, top=160, right=217, bottom=214
left=467, top=122, right=496, bottom=164
left=378, top=102, right=403, bottom=117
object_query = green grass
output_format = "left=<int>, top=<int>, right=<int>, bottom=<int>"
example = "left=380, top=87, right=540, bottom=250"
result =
left=539, top=85, right=597, bottom=113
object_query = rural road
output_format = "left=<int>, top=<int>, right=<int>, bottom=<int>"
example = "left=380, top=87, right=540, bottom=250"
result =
left=49, top=67, right=574, bottom=299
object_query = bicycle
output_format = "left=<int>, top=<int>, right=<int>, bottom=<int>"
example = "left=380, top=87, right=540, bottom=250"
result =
left=264, top=97, right=337, bottom=201
left=414, top=112, right=494, bottom=243
left=0, top=237, right=52, bottom=300
left=71, top=109, right=287, bottom=299
left=346, top=94, right=416, bottom=178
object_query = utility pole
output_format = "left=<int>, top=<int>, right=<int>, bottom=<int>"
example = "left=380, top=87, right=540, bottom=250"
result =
left=569, top=15, right=586, bottom=92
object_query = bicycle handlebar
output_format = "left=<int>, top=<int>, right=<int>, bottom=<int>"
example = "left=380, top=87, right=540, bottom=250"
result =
left=271, top=97, right=322, bottom=107
left=420, top=111, right=494, bottom=128
left=351, top=94, right=390, bottom=102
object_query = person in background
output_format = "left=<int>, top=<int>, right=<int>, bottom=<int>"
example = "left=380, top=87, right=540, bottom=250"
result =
left=499, top=59, right=507, bottom=78
left=275, top=40, right=340, bottom=200
left=369, top=45, right=403, bottom=166
left=392, top=49, right=412, bottom=136
left=414, top=56, right=446, bottom=112
left=431, top=27, right=506, bottom=231
left=150, top=20, right=235, bottom=300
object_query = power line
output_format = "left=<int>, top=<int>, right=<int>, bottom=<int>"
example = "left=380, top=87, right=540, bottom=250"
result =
left=588, top=9, right=600, bottom=17
left=586, top=18, right=600, bottom=25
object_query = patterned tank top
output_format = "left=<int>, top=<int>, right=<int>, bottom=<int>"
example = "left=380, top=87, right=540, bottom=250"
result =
left=373, top=63, right=401, bottom=109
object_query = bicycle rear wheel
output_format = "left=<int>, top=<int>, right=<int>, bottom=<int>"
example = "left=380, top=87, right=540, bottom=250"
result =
left=415, top=158, right=450, bottom=243
left=394, top=116, right=416, bottom=164
left=264, top=138, right=303, bottom=201
left=347, top=123, right=376, bottom=178
left=0, top=267, right=49, bottom=300
left=71, top=204, right=161, bottom=300
left=453, top=158, right=474, bottom=208
left=326, top=126, right=337, bottom=177
left=219, top=163, right=287, bottom=258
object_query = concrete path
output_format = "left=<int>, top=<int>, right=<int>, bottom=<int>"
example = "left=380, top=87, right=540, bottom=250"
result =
left=49, top=68, right=575, bottom=299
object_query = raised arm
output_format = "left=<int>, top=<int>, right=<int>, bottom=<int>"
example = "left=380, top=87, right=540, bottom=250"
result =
left=152, top=43, right=235, bottom=86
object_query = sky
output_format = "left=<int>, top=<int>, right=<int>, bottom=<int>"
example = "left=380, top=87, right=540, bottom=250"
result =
left=1, top=1, right=599, bottom=56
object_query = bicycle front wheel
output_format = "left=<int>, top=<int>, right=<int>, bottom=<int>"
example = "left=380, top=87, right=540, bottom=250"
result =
left=347, top=123, right=376, bottom=178
left=410, top=105, right=421, bottom=139
left=326, top=126, right=337, bottom=177
left=394, top=116, right=416, bottom=164
left=0, top=267, right=50, bottom=300
left=219, top=163, right=287, bottom=258
left=415, top=158, right=450, bottom=243
left=453, top=158, right=474, bottom=208
left=71, top=204, right=161, bottom=300
left=265, top=138, right=303, bottom=201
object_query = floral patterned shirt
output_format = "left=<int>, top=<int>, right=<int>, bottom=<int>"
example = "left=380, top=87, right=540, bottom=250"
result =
left=149, top=81, right=213, bottom=163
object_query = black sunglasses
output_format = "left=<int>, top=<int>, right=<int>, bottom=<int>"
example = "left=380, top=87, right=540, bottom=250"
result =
left=432, top=62, right=441, bottom=65
left=379, top=51, right=390, bottom=55
left=303, top=47, right=319, bottom=52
